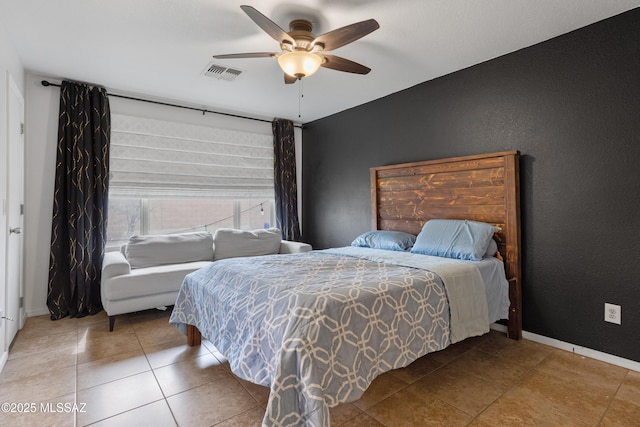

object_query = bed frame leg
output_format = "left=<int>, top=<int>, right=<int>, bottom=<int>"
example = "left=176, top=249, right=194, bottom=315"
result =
left=187, top=324, right=202, bottom=346
left=109, top=316, right=116, bottom=332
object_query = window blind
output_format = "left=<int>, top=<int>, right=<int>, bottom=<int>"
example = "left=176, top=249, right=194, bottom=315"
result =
left=109, top=114, right=274, bottom=199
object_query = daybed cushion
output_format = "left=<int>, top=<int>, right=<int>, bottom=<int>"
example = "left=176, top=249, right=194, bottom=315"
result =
left=351, top=230, right=417, bottom=251
left=411, top=219, right=499, bottom=261
left=279, top=240, right=313, bottom=254
left=125, top=232, right=214, bottom=269
left=213, top=228, right=282, bottom=260
left=104, top=259, right=212, bottom=301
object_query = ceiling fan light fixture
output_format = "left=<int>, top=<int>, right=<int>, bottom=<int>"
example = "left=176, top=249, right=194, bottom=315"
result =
left=278, top=51, right=322, bottom=79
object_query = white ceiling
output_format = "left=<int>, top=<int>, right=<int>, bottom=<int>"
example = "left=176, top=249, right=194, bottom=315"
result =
left=2, top=0, right=638, bottom=124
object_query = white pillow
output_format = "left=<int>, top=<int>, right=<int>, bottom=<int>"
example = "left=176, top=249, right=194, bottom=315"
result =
left=213, top=228, right=282, bottom=260
left=125, top=232, right=214, bottom=269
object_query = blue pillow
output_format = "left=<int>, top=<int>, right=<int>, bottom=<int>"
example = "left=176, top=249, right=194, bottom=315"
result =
left=485, top=238, right=498, bottom=258
left=410, top=219, right=500, bottom=261
left=351, top=230, right=417, bottom=252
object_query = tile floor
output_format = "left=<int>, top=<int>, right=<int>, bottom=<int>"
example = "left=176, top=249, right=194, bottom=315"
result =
left=1, top=308, right=638, bottom=426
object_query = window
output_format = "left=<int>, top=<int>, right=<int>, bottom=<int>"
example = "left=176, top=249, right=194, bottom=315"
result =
left=106, top=113, right=275, bottom=248
left=107, top=198, right=275, bottom=247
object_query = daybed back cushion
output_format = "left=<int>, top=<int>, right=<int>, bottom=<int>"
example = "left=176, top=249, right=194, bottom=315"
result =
left=125, top=232, right=214, bottom=269
left=213, top=228, right=282, bottom=260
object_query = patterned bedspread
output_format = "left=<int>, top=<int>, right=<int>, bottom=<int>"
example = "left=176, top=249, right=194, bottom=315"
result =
left=169, top=248, right=489, bottom=427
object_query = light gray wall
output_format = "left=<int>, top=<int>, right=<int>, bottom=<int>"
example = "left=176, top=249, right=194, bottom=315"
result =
left=23, top=74, right=302, bottom=316
left=23, top=74, right=59, bottom=316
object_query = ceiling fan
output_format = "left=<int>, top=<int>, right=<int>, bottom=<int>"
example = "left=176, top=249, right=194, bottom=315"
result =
left=213, top=5, right=380, bottom=84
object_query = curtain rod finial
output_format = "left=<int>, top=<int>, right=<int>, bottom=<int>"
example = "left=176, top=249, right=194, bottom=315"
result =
left=41, top=80, right=50, bottom=86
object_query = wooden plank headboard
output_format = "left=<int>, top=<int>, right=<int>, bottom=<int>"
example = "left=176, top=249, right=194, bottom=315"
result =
left=370, top=151, right=522, bottom=339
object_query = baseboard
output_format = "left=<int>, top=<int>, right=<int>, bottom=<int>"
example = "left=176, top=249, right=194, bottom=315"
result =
left=20, top=310, right=28, bottom=329
left=27, top=307, right=50, bottom=317
left=490, top=323, right=640, bottom=372
left=0, top=350, right=7, bottom=374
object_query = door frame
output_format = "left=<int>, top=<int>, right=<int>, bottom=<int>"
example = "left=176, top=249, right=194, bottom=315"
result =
left=0, top=74, right=8, bottom=370
left=3, top=72, right=25, bottom=358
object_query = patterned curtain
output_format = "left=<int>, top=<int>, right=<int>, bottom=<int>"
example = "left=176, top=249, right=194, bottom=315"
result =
left=47, top=81, right=111, bottom=319
left=272, top=118, right=301, bottom=242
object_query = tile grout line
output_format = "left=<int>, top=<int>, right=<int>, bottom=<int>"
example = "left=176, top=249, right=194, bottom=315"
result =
left=468, top=348, right=554, bottom=424
left=136, top=321, right=181, bottom=427
left=78, top=312, right=206, bottom=425
left=12, top=313, right=633, bottom=426
left=594, top=369, right=630, bottom=427
left=359, top=344, right=479, bottom=426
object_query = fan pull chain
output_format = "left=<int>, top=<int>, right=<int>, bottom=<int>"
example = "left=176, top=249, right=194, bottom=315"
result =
left=298, top=79, right=303, bottom=118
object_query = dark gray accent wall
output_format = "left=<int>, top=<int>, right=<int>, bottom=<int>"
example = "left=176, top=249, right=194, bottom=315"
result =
left=302, top=8, right=640, bottom=362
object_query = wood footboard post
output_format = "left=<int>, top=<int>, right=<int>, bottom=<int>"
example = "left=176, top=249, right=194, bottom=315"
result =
left=507, top=278, right=522, bottom=340
left=187, top=324, right=202, bottom=346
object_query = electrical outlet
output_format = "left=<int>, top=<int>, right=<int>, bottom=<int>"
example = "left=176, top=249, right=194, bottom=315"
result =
left=604, top=303, right=621, bottom=325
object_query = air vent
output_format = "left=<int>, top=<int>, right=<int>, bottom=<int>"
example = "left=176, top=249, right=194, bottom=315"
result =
left=202, top=62, right=243, bottom=82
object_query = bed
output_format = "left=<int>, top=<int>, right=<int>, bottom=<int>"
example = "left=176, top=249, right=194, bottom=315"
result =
left=169, top=151, right=521, bottom=427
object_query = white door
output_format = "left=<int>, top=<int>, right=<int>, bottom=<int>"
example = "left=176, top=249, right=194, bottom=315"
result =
left=5, top=74, right=25, bottom=348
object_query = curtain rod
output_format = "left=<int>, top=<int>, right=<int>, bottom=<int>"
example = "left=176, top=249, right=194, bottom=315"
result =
left=41, top=80, right=303, bottom=129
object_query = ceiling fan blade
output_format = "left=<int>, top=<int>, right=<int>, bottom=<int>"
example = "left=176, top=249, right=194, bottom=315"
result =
left=240, top=5, right=296, bottom=46
left=312, top=19, right=379, bottom=51
left=212, top=52, right=277, bottom=59
left=320, top=54, right=371, bottom=74
left=284, top=74, right=297, bottom=84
